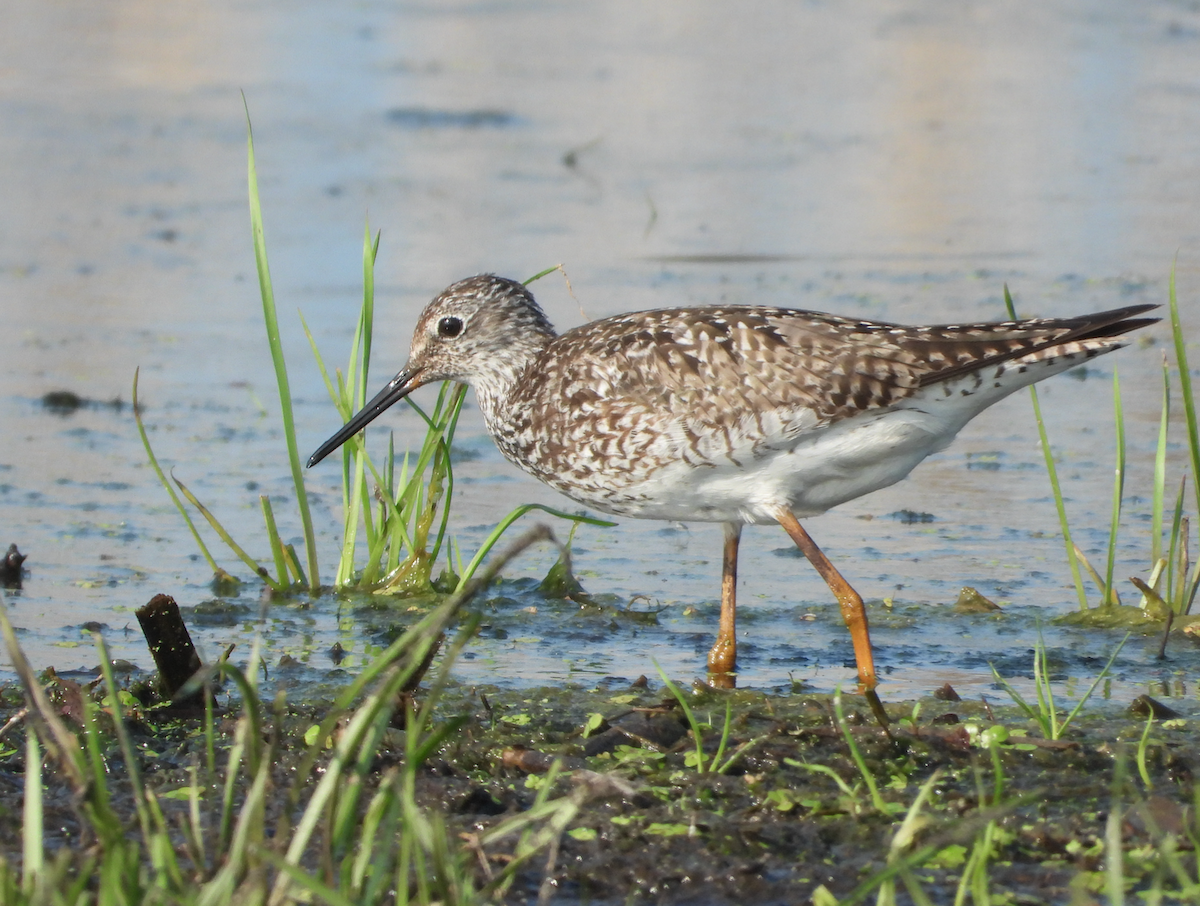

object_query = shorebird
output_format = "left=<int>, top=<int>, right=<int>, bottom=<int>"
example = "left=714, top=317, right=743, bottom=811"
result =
left=308, top=275, right=1156, bottom=688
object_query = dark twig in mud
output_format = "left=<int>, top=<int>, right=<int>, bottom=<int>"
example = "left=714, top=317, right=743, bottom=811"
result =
left=135, top=593, right=204, bottom=704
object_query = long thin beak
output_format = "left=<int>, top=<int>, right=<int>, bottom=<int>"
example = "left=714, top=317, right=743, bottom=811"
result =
left=306, top=368, right=421, bottom=468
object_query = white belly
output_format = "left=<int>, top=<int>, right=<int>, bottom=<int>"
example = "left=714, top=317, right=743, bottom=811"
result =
left=499, top=352, right=1074, bottom=525
left=628, top=407, right=947, bottom=523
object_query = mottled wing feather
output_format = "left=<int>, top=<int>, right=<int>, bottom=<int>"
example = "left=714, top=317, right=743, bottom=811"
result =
left=500, top=302, right=1156, bottom=496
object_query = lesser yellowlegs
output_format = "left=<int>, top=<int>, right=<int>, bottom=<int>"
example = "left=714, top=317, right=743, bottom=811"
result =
left=308, top=275, right=1157, bottom=688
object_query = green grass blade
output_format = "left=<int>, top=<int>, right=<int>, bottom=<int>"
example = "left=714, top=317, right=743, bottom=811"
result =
left=711, top=700, right=733, bottom=771
left=363, top=455, right=416, bottom=557
left=284, top=544, right=305, bottom=583
left=351, top=384, right=463, bottom=592
left=301, top=311, right=376, bottom=584
left=1072, top=543, right=1111, bottom=606
left=1137, top=710, right=1155, bottom=791
left=173, top=474, right=284, bottom=591
left=1106, top=757, right=1126, bottom=906
left=92, top=634, right=154, bottom=845
left=899, top=870, right=938, bottom=906
left=217, top=721, right=245, bottom=856
left=199, top=759, right=270, bottom=906
left=336, top=444, right=369, bottom=587
left=331, top=226, right=382, bottom=587
left=352, top=777, right=401, bottom=899
left=77, top=686, right=114, bottom=829
left=988, top=662, right=1044, bottom=733
left=990, top=744, right=1005, bottom=805
left=132, top=368, right=221, bottom=576
left=832, top=688, right=890, bottom=814
left=285, top=528, right=555, bottom=818
left=524, top=265, right=563, bottom=285
left=1167, top=479, right=1186, bottom=610
left=183, top=764, right=207, bottom=871
left=1059, top=632, right=1130, bottom=735
left=260, top=495, right=288, bottom=586
left=21, top=730, right=43, bottom=894
left=1153, top=354, right=1170, bottom=566
left=887, top=771, right=942, bottom=882
left=245, top=99, right=320, bottom=592
left=257, top=848, right=358, bottom=906
left=716, top=732, right=770, bottom=775
left=830, top=844, right=945, bottom=906
left=143, top=788, right=186, bottom=889
left=302, top=309, right=376, bottom=586
left=300, top=312, right=344, bottom=413
left=1005, top=286, right=1088, bottom=609
left=222, top=662, right=266, bottom=770
left=385, top=439, right=406, bottom=577
left=428, top=386, right=467, bottom=566
left=284, top=616, right=451, bottom=815
left=1035, top=633, right=1059, bottom=739
left=1186, top=556, right=1200, bottom=616
left=785, top=758, right=855, bottom=797
left=653, top=661, right=708, bottom=772
left=1168, top=261, right=1200, bottom=525
left=273, top=669, right=412, bottom=901
left=1034, top=381, right=1088, bottom=610
left=455, top=503, right=616, bottom=591
left=1103, top=370, right=1126, bottom=607
left=359, top=224, right=379, bottom=405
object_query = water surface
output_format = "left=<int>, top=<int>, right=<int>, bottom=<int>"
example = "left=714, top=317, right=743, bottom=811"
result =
left=2, top=0, right=1199, bottom=707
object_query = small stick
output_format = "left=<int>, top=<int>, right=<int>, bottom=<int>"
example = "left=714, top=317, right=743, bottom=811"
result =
left=135, top=594, right=203, bottom=705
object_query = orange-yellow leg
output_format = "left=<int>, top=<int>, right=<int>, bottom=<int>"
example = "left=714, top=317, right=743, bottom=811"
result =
left=774, top=507, right=878, bottom=690
left=706, top=523, right=742, bottom=682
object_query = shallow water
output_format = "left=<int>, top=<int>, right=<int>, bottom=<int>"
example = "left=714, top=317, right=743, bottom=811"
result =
left=2, top=0, right=1200, bottom=709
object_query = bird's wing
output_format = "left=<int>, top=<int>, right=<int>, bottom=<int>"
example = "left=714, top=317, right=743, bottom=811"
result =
left=530, top=304, right=1156, bottom=464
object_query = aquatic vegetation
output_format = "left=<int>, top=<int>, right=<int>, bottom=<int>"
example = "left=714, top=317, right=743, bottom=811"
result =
left=1012, top=270, right=1200, bottom=618
left=652, top=663, right=768, bottom=775
left=989, top=629, right=1129, bottom=740
left=8, top=605, right=1200, bottom=904
left=134, top=112, right=604, bottom=597
left=1, top=528, right=587, bottom=905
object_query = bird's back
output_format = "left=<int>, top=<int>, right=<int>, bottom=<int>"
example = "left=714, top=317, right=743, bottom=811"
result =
left=480, top=303, right=1156, bottom=523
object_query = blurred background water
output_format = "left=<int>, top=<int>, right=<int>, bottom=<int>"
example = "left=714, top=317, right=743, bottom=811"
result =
left=1, top=0, right=1199, bottom=703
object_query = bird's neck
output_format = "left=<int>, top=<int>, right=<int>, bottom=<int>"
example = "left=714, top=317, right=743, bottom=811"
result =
left=471, top=328, right=554, bottom=428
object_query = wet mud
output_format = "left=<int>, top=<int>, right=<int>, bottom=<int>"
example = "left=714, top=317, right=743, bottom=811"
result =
left=0, top=670, right=1193, bottom=904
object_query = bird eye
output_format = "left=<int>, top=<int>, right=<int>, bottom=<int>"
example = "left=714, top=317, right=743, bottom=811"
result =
left=437, top=316, right=463, bottom=338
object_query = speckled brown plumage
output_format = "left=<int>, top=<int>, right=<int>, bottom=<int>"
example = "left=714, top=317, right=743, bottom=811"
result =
left=315, top=274, right=1153, bottom=524
left=308, top=274, right=1157, bottom=686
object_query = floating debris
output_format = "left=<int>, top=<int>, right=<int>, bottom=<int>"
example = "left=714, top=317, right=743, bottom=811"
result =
left=41, top=390, right=124, bottom=415
left=889, top=509, right=936, bottom=524
left=1, top=544, right=26, bottom=586
left=933, top=682, right=962, bottom=701
left=953, top=586, right=1001, bottom=613
left=385, top=107, right=517, bottom=129
left=1129, top=694, right=1181, bottom=719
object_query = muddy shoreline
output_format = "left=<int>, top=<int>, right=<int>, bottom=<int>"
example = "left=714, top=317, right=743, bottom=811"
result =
left=1, top=652, right=1193, bottom=904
